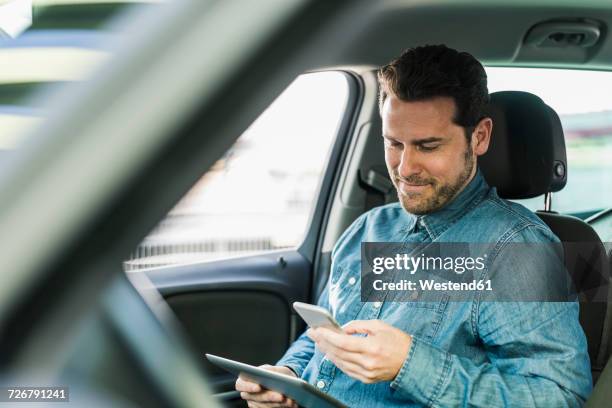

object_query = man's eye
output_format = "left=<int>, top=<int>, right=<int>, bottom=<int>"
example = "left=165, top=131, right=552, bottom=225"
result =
left=384, top=140, right=402, bottom=148
left=418, top=144, right=439, bottom=152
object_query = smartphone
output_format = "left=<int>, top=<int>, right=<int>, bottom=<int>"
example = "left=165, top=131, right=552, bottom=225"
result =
left=293, top=302, right=342, bottom=332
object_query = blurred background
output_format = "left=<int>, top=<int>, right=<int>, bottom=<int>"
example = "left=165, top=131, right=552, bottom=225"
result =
left=1, top=0, right=611, bottom=271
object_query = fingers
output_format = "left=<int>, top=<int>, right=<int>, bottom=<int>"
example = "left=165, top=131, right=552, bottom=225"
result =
left=308, top=327, right=368, bottom=353
left=318, top=337, right=381, bottom=382
left=235, top=365, right=293, bottom=394
left=316, top=335, right=368, bottom=366
left=342, top=319, right=382, bottom=335
left=243, top=393, right=298, bottom=408
left=246, top=400, right=298, bottom=408
left=240, top=389, right=285, bottom=403
left=327, top=351, right=376, bottom=384
left=236, top=375, right=285, bottom=403
left=237, top=365, right=297, bottom=407
left=236, top=376, right=262, bottom=393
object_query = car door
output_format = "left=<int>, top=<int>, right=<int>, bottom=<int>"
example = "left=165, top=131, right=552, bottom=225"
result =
left=0, top=0, right=380, bottom=405
left=123, top=70, right=364, bottom=405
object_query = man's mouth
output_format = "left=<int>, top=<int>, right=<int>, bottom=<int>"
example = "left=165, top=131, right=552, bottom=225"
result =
left=397, top=180, right=431, bottom=194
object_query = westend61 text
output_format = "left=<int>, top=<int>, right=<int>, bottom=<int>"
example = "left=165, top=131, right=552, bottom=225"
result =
left=373, top=279, right=493, bottom=292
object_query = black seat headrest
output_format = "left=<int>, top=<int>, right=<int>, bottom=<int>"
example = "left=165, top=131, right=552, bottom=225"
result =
left=479, top=91, right=567, bottom=199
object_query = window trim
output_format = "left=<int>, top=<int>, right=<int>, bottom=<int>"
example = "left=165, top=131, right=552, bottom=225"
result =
left=297, top=70, right=363, bottom=265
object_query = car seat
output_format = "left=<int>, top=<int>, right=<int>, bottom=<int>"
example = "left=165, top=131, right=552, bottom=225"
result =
left=480, top=91, right=611, bottom=381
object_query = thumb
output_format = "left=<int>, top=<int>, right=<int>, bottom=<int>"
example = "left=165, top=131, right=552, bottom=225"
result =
left=342, top=319, right=378, bottom=335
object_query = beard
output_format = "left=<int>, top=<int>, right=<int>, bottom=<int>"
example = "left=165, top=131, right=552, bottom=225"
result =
left=393, top=145, right=475, bottom=215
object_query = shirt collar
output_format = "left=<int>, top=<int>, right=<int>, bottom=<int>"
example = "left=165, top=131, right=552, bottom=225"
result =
left=412, top=168, right=489, bottom=239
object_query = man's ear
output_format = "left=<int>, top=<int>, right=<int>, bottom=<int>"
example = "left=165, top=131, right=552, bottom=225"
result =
left=472, top=117, right=493, bottom=156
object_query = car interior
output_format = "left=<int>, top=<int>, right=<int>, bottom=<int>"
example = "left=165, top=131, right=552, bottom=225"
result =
left=1, top=0, right=612, bottom=407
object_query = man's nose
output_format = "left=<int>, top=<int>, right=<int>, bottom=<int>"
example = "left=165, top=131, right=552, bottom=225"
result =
left=397, top=147, right=422, bottom=178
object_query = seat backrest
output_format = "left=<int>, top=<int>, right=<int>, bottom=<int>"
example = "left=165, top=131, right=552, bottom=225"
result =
left=480, top=91, right=611, bottom=377
left=536, top=211, right=610, bottom=377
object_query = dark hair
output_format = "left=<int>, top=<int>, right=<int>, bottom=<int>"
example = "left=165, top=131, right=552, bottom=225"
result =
left=378, top=45, right=489, bottom=137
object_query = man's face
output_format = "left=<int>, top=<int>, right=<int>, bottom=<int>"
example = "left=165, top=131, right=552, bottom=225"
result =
left=382, top=96, right=476, bottom=215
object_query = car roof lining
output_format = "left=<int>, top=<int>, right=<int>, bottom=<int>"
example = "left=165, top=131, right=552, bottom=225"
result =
left=314, top=0, right=612, bottom=71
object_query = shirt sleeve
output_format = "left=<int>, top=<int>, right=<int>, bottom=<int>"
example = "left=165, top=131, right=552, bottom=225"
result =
left=276, top=284, right=331, bottom=377
left=275, top=330, right=315, bottom=378
left=390, top=225, right=592, bottom=407
left=390, top=302, right=591, bottom=407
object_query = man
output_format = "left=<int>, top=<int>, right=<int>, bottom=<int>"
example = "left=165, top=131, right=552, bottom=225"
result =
left=236, top=45, right=592, bottom=407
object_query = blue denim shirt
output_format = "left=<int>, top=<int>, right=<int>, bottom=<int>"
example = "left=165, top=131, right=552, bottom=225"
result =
left=277, top=170, right=592, bottom=407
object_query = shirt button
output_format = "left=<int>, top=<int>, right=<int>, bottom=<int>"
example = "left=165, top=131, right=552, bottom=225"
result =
left=317, top=380, right=326, bottom=389
left=348, top=277, right=356, bottom=285
left=373, top=301, right=382, bottom=308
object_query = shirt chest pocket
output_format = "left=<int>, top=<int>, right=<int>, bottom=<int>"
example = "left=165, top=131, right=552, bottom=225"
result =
left=383, top=297, right=449, bottom=343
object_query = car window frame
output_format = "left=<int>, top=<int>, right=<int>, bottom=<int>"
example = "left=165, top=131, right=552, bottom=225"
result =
left=298, top=70, right=363, bottom=264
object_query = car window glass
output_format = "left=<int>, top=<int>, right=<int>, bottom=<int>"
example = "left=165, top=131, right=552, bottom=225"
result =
left=0, top=0, right=159, bottom=153
left=486, top=67, right=612, bottom=217
left=124, top=72, right=349, bottom=271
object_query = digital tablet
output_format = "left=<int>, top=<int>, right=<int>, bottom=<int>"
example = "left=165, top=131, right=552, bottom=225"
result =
left=205, top=353, right=347, bottom=408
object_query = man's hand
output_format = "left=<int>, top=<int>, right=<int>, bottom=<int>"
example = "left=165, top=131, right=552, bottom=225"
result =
left=307, top=320, right=412, bottom=384
left=235, top=365, right=298, bottom=408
